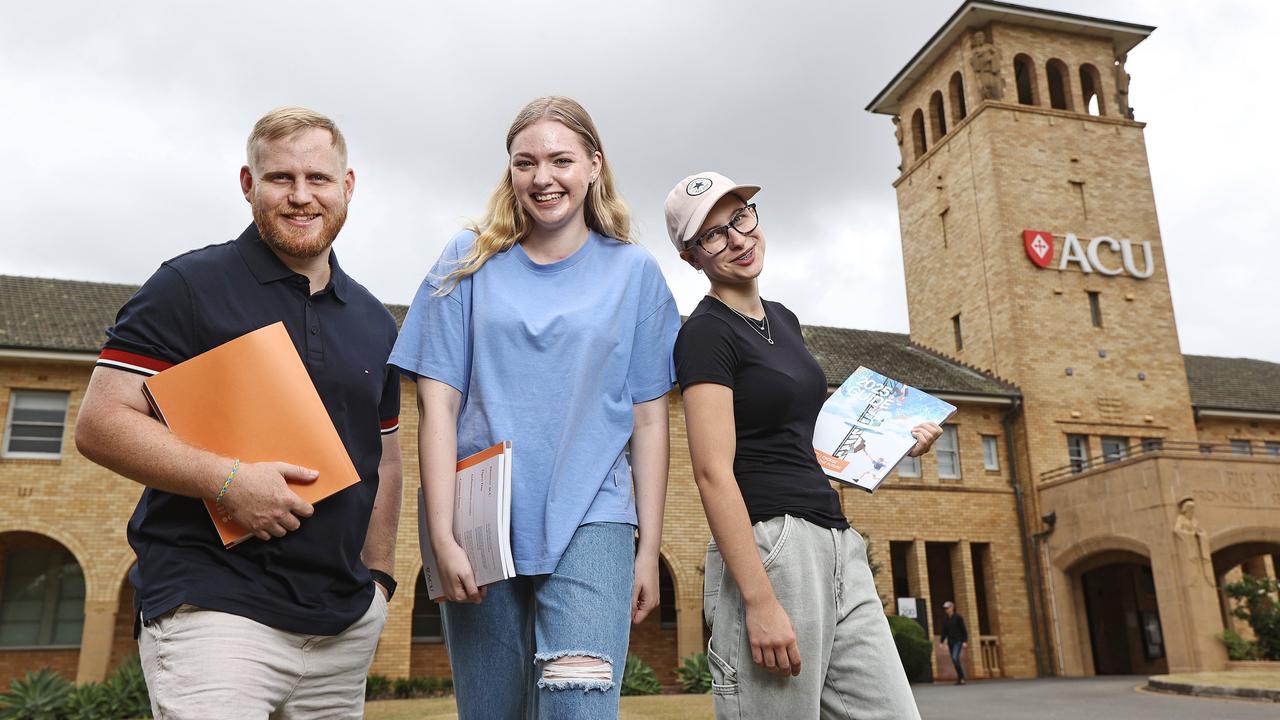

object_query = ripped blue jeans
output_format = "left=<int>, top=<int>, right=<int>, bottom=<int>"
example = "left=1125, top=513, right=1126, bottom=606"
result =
left=442, top=522, right=635, bottom=719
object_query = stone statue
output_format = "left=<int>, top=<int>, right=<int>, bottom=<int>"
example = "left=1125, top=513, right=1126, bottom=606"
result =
left=1173, top=497, right=1214, bottom=586
left=1114, top=53, right=1134, bottom=119
left=893, top=115, right=904, bottom=147
left=969, top=29, right=1004, bottom=101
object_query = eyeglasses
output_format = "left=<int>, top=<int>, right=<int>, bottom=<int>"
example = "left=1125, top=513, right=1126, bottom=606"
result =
left=686, top=204, right=758, bottom=256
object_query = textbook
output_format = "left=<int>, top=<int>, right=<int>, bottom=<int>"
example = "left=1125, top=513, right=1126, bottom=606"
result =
left=813, top=366, right=956, bottom=493
left=418, top=441, right=516, bottom=601
left=142, top=322, right=362, bottom=548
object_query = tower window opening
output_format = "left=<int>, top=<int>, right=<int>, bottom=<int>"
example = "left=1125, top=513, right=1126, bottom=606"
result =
left=911, top=109, right=928, bottom=159
left=952, top=313, right=963, bottom=352
left=949, top=72, right=967, bottom=122
left=930, top=90, right=948, bottom=141
left=1087, top=290, right=1103, bottom=327
left=1013, top=54, right=1038, bottom=105
left=940, top=208, right=950, bottom=249
left=1046, top=59, right=1072, bottom=110
left=1080, top=64, right=1105, bottom=116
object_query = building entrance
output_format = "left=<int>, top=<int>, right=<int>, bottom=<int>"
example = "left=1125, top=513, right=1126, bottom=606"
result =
left=1080, top=559, right=1168, bottom=675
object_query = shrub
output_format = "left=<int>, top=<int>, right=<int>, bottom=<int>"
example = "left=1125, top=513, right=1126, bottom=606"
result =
left=887, top=614, right=932, bottom=682
left=1219, top=629, right=1261, bottom=661
left=103, top=656, right=150, bottom=718
left=1223, top=574, right=1280, bottom=660
left=620, top=654, right=661, bottom=696
left=674, top=653, right=711, bottom=694
left=365, top=674, right=392, bottom=701
left=62, top=683, right=115, bottom=720
left=0, top=668, right=72, bottom=720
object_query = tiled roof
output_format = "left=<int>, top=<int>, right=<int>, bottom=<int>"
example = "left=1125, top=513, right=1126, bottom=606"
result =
left=1184, top=354, right=1280, bottom=415
left=4, top=275, right=1275, bottom=413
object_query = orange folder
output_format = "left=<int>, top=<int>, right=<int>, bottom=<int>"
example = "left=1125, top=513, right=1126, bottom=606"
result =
left=142, top=321, right=361, bottom=548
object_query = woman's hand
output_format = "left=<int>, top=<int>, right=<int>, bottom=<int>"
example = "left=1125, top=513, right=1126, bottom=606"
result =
left=632, top=551, right=660, bottom=624
left=434, top=537, right=486, bottom=603
left=745, top=595, right=802, bottom=676
left=906, top=421, right=944, bottom=457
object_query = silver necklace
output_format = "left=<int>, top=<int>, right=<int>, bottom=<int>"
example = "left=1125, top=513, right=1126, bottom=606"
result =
left=711, top=293, right=773, bottom=345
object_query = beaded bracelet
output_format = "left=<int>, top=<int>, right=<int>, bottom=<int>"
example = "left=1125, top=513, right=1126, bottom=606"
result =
left=215, top=458, right=240, bottom=517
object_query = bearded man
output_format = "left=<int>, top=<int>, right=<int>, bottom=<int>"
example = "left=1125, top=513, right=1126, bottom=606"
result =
left=75, top=107, right=402, bottom=719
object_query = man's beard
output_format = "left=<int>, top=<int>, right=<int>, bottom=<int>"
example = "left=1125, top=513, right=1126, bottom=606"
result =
left=253, top=202, right=348, bottom=259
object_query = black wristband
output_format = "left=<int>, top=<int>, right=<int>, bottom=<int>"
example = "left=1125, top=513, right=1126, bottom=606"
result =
left=369, top=569, right=397, bottom=601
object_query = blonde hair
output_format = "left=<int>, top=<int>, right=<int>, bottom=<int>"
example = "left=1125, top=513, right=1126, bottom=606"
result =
left=246, top=106, right=347, bottom=171
left=437, top=96, right=631, bottom=293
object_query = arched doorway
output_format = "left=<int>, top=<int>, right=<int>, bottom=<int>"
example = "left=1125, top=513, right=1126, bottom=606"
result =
left=409, top=566, right=451, bottom=678
left=105, top=568, right=137, bottom=673
left=1211, top=538, right=1280, bottom=639
left=627, top=554, right=679, bottom=688
left=0, top=531, right=85, bottom=684
left=1077, top=551, right=1167, bottom=675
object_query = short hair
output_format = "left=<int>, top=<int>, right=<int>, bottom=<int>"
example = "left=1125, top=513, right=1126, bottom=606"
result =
left=246, top=106, right=347, bottom=170
left=943, top=601, right=955, bottom=608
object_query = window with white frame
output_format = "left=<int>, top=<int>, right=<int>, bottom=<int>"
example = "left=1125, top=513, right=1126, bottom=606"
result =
left=1067, top=434, right=1090, bottom=472
left=1101, top=436, right=1128, bottom=464
left=896, top=454, right=921, bottom=478
left=981, top=435, right=999, bottom=471
left=4, top=390, right=71, bottom=459
left=1230, top=439, right=1253, bottom=456
left=1265, top=441, right=1280, bottom=457
left=0, top=548, right=85, bottom=647
left=936, top=425, right=961, bottom=479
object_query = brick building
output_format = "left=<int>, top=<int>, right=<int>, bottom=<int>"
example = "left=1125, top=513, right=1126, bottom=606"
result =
left=1, top=0, right=1278, bottom=690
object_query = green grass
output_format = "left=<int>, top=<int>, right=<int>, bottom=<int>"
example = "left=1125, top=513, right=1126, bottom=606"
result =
left=364, top=693, right=713, bottom=720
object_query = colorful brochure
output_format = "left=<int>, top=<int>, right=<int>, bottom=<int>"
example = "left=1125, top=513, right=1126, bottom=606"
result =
left=142, top=322, right=362, bottom=548
left=813, top=366, right=956, bottom=493
left=418, top=441, right=516, bottom=600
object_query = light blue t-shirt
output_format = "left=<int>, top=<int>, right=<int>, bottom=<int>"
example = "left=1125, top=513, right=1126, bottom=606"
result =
left=390, top=230, right=680, bottom=574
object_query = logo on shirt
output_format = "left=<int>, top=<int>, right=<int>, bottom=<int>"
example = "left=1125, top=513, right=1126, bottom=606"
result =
left=686, top=178, right=713, bottom=196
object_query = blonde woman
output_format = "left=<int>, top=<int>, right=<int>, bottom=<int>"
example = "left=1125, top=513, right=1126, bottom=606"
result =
left=390, top=97, right=679, bottom=718
left=666, top=172, right=940, bottom=719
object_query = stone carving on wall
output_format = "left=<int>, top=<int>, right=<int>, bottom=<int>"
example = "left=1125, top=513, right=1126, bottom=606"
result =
left=1114, top=53, right=1135, bottom=120
left=969, top=29, right=1004, bottom=101
left=1173, top=496, right=1214, bottom=587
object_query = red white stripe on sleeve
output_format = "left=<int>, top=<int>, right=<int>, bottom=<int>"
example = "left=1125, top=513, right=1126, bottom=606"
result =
left=96, top=349, right=174, bottom=377
left=380, top=417, right=400, bottom=435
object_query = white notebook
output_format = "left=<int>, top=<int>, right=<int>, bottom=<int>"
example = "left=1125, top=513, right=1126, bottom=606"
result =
left=418, top=441, right=516, bottom=600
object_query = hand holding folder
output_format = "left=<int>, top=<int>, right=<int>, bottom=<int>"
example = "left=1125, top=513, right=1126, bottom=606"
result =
left=143, top=322, right=363, bottom=547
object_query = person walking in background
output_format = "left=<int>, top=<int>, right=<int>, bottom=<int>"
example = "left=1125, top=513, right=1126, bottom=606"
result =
left=939, top=600, right=969, bottom=685
left=667, top=171, right=941, bottom=719
left=390, top=96, right=679, bottom=719
left=75, top=107, right=402, bottom=719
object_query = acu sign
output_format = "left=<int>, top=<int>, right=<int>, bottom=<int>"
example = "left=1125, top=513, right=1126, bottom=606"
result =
left=1022, top=229, right=1155, bottom=279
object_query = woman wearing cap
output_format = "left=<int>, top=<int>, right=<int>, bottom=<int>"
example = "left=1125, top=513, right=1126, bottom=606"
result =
left=389, top=97, right=680, bottom=718
left=666, top=172, right=939, bottom=719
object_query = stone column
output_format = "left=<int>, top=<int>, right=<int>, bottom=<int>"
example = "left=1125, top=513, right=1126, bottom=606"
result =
left=1160, top=525, right=1229, bottom=673
left=905, top=539, right=935, bottom=675
left=75, top=598, right=117, bottom=683
left=676, top=595, right=704, bottom=663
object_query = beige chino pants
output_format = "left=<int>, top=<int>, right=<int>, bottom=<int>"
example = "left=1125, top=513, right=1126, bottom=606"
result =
left=139, top=591, right=387, bottom=720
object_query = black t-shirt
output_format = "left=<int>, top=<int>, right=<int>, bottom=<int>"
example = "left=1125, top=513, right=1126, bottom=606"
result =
left=674, top=296, right=848, bottom=530
left=98, top=224, right=401, bottom=636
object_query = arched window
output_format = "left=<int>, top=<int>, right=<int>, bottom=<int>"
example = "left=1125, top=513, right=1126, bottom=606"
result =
left=0, top=535, right=84, bottom=647
left=1013, top=54, right=1038, bottom=105
left=911, top=109, right=928, bottom=160
left=929, top=91, right=948, bottom=141
left=1046, top=59, right=1073, bottom=111
left=411, top=569, right=443, bottom=643
left=1079, top=63, right=1105, bottom=116
left=659, top=557, right=677, bottom=629
left=949, top=72, right=967, bottom=122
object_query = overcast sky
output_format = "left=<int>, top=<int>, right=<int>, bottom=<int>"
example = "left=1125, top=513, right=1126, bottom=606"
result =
left=2, top=0, right=1276, bottom=362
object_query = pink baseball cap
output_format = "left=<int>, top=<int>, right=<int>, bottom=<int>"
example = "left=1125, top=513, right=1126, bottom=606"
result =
left=664, top=172, right=761, bottom=253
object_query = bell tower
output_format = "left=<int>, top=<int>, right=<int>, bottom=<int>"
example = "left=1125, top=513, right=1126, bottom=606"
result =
left=867, top=1, right=1196, bottom=489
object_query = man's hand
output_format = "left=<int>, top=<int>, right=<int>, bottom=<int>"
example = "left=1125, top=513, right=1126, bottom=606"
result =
left=745, top=596, right=802, bottom=677
left=217, top=461, right=318, bottom=541
left=907, top=422, right=944, bottom=457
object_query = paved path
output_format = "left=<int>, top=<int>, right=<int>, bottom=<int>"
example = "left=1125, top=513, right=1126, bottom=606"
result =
left=913, top=675, right=1279, bottom=719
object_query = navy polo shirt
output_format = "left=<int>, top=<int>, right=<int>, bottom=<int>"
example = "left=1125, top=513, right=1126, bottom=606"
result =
left=97, top=223, right=400, bottom=636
